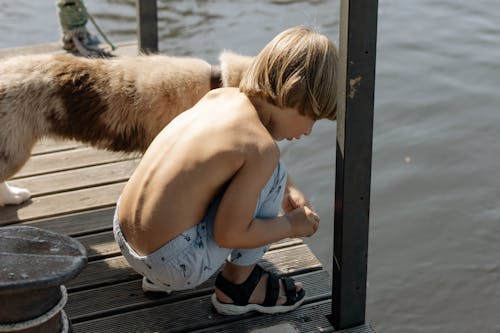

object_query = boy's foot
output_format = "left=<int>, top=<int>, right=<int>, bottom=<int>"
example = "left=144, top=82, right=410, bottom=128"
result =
left=211, top=265, right=305, bottom=315
left=142, top=277, right=172, bottom=294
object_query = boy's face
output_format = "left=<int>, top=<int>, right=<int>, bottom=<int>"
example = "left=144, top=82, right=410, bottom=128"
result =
left=269, top=107, right=315, bottom=141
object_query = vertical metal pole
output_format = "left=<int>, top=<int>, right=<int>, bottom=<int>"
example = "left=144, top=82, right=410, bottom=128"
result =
left=330, top=0, right=378, bottom=329
left=136, top=0, right=158, bottom=53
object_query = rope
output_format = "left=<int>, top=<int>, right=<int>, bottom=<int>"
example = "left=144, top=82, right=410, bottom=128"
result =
left=0, top=286, right=69, bottom=332
left=60, top=310, right=70, bottom=333
left=57, top=0, right=115, bottom=57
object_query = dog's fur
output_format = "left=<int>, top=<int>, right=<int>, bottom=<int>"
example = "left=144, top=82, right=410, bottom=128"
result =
left=0, top=51, right=253, bottom=205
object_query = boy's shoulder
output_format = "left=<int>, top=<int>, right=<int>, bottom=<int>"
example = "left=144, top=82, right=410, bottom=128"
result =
left=196, top=88, right=279, bottom=161
left=201, top=87, right=248, bottom=108
left=198, top=88, right=258, bottom=129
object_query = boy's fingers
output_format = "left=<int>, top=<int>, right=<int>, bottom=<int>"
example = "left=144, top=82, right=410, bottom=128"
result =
left=307, top=209, right=320, bottom=223
left=307, top=211, right=320, bottom=225
left=312, top=219, right=319, bottom=232
left=311, top=210, right=320, bottom=220
left=305, top=202, right=317, bottom=214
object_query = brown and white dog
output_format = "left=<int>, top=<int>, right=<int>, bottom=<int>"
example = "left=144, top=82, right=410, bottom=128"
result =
left=0, top=51, right=253, bottom=205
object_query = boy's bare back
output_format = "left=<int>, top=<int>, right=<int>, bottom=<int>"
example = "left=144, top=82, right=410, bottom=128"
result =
left=118, top=87, right=279, bottom=255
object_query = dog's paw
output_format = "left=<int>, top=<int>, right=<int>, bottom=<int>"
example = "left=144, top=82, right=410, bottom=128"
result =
left=0, top=182, right=31, bottom=206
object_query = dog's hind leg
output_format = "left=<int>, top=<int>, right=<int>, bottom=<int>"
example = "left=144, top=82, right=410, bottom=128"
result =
left=0, top=182, right=31, bottom=206
left=0, top=148, right=33, bottom=205
left=0, top=133, right=36, bottom=206
left=0, top=147, right=33, bottom=206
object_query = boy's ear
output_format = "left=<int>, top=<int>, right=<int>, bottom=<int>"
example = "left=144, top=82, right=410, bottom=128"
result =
left=218, top=50, right=255, bottom=87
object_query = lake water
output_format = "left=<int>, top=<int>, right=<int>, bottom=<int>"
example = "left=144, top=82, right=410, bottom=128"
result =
left=1, top=0, right=499, bottom=332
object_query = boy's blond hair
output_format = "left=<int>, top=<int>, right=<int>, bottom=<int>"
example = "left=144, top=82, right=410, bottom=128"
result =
left=240, top=26, right=338, bottom=120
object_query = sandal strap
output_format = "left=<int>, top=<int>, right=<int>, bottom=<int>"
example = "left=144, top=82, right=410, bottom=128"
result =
left=214, top=265, right=263, bottom=306
left=262, top=272, right=280, bottom=306
left=283, top=277, right=300, bottom=306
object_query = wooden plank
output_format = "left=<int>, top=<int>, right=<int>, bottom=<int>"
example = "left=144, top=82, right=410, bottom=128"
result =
left=10, top=159, right=138, bottom=198
left=0, top=183, right=124, bottom=225
left=77, top=230, right=118, bottom=260
left=332, top=0, right=378, bottom=329
left=66, top=248, right=318, bottom=323
left=68, top=254, right=135, bottom=291
left=68, top=244, right=322, bottom=292
left=191, top=300, right=336, bottom=333
left=13, top=147, right=135, bottom=179
left=32, top=139, right=85, bottom=155
left=189, top=303, right=332, bottom=333
left=71, top=270, right=331, bottom=333
left=23, top=207, right=115, bottom=237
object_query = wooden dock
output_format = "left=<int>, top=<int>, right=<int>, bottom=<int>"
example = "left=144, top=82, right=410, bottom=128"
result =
left=0, top=43, right=375, bottom=332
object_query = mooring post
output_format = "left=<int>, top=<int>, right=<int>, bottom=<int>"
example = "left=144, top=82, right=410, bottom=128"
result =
left=136, top=0, right=158, bottom=53
left=330, top=0, right=378, bottom=330
left=0, top=226, right=87, bottom=333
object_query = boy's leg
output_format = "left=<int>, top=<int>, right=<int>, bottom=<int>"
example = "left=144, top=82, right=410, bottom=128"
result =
left=212, top=161, right=305, bottom=314
left=202, top=161, right=287, bottom=280
left=228, top=160, right=287, bottom=266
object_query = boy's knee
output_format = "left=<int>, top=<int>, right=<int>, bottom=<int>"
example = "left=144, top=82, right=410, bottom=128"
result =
left=254, top=160, right=287, bottom=217
left=271, top=160, right=287, bottom=199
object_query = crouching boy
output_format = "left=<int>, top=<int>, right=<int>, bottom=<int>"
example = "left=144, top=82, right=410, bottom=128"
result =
left=113, top=26, right=338, bottom=315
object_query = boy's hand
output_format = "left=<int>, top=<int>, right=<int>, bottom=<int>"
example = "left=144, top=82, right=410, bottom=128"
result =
left=286, top=206, right=320, bottom=238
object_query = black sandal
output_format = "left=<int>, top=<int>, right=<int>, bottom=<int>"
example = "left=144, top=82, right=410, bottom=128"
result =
left=211, top=265, right=306, bottom=315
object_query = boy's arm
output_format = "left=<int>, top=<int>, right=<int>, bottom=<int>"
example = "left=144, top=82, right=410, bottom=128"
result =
left=213, top=146, right=319, bottom=249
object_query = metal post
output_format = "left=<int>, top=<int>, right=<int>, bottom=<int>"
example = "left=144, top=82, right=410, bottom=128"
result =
left=330, top=0, right=378, bottom=329
left=136, top=0, right=158, bottom=53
